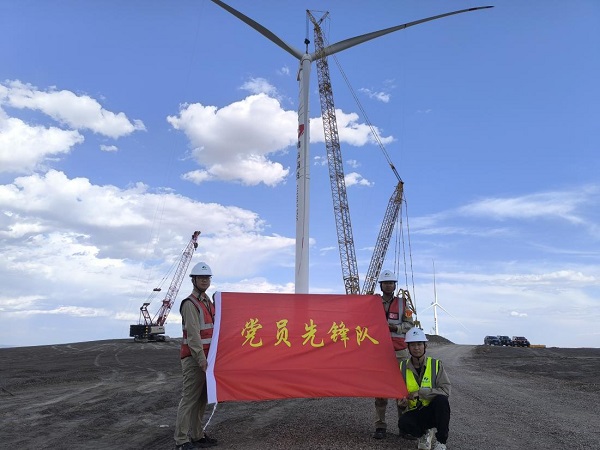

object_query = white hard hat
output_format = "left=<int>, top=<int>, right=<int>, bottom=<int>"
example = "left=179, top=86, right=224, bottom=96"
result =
left=405, top=327, right=428, bottom=343
left=378, top=269, right=397, bottom=283
left=190, top=261, right=212, bottom=277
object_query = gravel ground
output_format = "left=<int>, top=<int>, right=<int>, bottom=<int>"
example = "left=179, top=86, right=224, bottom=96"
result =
left=1, top=338, right=599, bottom=449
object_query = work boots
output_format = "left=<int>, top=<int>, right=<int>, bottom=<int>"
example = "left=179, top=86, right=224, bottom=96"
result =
left=372, top=428, right=386, bottom=439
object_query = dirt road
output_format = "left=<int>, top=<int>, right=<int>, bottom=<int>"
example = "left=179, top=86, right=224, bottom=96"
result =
left=1, top=339, right=598, bottom=449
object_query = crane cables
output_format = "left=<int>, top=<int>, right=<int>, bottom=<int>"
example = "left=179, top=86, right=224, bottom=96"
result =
left=391, top=199, right=418, bottom=314
left=329, top=53, right=402, bottom=183
left=324, top=32, right=418, bottom=304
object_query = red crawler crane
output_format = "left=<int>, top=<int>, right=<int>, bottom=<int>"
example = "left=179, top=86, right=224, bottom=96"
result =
left=129, top=231, right=201, bottom=342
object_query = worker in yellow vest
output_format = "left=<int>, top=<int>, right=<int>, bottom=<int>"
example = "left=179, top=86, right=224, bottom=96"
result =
left=398, top=327, right=451, bottom=450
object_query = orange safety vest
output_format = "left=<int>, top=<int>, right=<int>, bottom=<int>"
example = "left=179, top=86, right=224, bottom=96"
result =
left=180, top=294, right=215, bottom=359
left=383, top=295, right=408, bottom=351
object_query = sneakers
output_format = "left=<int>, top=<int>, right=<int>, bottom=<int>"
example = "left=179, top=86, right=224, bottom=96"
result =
left=433, top=442, right=447, bottom=450
left=418, top=428, right=434, bottom=450
left=175, top=443, right=196, bottom=450
left=372, top=428, right=386, bottom=439
left=192, top=434, right=218, bottom=448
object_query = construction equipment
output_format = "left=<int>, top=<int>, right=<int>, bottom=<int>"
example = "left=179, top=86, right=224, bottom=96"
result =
left=308, top=11, right=420, bottom=323
left=397, top=288, right=420, bottom=329
left=309, top=11, right=360, bottom=295
left=361, top=180, right=404, bottom=295
left=362, top=182, right=420, bottom=326
left=129, top=230, right=201, bottom=342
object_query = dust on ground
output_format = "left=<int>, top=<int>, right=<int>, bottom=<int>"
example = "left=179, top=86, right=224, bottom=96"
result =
left=1, top=338, right=599, bottom=450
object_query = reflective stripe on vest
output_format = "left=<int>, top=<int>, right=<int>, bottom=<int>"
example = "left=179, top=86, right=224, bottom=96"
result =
left=383, top=295, right=407, bottom=351
left=180, top=294, right=214, bottom=359
left=400, top=357, right=439, bottom=411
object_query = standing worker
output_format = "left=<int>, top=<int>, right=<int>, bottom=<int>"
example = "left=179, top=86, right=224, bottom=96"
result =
left=372, top=269, right=415, bottom=439
left=398, top=327, right=451, bottom=450
left=174, top=262, right=218, bottom=450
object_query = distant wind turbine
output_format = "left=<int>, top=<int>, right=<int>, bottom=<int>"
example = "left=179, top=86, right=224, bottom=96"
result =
left=209, top=0, right=493, bottom=293
left=423, top=260, right=468, bottom=336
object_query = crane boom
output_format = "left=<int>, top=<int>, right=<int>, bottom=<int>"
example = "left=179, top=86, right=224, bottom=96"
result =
left=361, top=181, right=404, bottom=295
left=130, top=230, right=201, bottom=342
left=153, top=230, right=200, bottom=326
left=309, top=11, right=360, bottom=295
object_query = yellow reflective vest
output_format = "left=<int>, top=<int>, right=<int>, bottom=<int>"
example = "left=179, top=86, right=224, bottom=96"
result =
left=400, top=356, right=440, bottom=411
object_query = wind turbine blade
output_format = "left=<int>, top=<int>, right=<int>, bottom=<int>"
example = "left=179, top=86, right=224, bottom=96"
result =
left=436, top=303, right=454, bottom=317
left=315, top=6, right=493, bottom=60
left=436, top=304, right=469, bottom=332
left=421, top=302, right=435, bottom=312
left=210, top=0, right=304, bottom=60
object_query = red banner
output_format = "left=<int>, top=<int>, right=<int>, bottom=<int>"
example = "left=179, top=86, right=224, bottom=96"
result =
left=206, top=292, right=407, bottom=403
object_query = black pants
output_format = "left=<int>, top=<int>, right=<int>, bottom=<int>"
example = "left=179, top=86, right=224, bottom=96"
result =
left=398, top=395, right=451, bottom=444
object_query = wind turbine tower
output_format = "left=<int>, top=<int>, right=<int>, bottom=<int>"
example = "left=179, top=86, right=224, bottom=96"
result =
left=425, top=260, right=469, bottom=336
left=431, top=260, right=441, bottom=335
left=208, top=1, right=492, bottom=293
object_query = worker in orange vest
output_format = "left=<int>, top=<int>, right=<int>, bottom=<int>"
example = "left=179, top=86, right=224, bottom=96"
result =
left=174, top=262, right=218, bottom=450
left=372, top=269, right=415, bottom=440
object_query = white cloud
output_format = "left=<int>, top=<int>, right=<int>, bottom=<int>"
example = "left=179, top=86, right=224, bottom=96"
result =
left=413, top=186, right=600, bottom=239
left=0, top=295, right=43, bottom=311
left=0, top=170, right=294, bottom=278
left=277, top=66, right=291, bottom=76
left=0, top=219, right=46, bottom=239
left=459, top=188, right=597, bottom=224
left=100, top=144, right=118, bottom=152
left=1, top=80, right=145, bottom=138
left=181, top=169, right=214, bottom=184
left=8, top=305, right=112, bottom=318
left=167, top=94, right=294, bottom=186
left=457, top=187, right=600, bottom=241
left=0, top=170, right=296, bottom=343
left=313, top=155, right=327, bottom=166
left=359, top=87, right=390, bottom=103
left=167, top=93, right=396, bottom=186
left=345, top=172, right=373, bottom=187
left=240, top=77, right=279, bottom=97
left=504, top=270, right=596, bottom=285
left=412, top=224, right=510, bottom=238
left=218, top=277, right=295, bottom=294
left=0, top=111, right=84, bottom=174
left=319, top=246, right=336, bottom=254
left=310, top=109, right=394, bottom=147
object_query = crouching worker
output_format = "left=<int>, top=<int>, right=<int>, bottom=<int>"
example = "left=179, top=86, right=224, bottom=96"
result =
left=398, top=327, right=451, bottom=450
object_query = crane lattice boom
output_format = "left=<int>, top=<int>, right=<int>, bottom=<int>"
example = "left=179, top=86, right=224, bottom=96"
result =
left=130, top=230, right=201, bottom=342
left=361, top=181, right=404, bottom=295
left=153, top=230, right=201, bottom=326
left=309, top=11, right=360, bottom=295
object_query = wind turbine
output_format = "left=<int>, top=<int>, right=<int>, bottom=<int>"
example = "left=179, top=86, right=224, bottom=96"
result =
left=423, top=260, right=468, bottom=336
left=209, top=1, right=493, bottom=293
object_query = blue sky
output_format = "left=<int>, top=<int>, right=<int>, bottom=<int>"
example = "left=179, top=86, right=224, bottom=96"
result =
left=1, top=0, right=599, bottom=348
